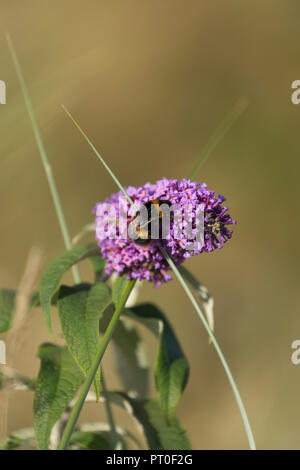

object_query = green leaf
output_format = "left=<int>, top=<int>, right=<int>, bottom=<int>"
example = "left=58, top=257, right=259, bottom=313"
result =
left=144, top=400, right=192, bottom=450
left=39, top=244, right=99, bottom=332
left=0, top=289, right=51, bottom=328
left=0, top=368, right=36, bottom=391
left=99, top=310, right=149, bottom=399
left=57, top=283, right=112, bottom=399
left=112, top=274, right=129, bottom=307
left=109, top=392, right=192, bottom=450
left=112, top=319, right=149, bottom=399
left=179, top=266, right=215, bottom=332
left=0, top=428, right=35, bottom=450
left=34, top=343, right=83, bottom=450
left=0, top=289, right=16, bottom=333
left=76, top=422, right=142, bottom=450
left=70, top=430, right=112, bottom=450
left=90, top=254, right=106, bottom=282
left=125, top=304, right=189, bottom=420
left=30, top=291, right=59, bottom=309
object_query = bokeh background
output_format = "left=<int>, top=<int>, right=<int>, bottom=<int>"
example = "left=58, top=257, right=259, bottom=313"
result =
left=0, top=0, right=300, bottom=450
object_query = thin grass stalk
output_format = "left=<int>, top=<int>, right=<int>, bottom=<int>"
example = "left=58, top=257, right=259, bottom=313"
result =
left=159, top=248, right=256, bottom=450
left=60, top=107, right=256, bottom=449
left=6, top=35, right=118, bottom=446
left=61, top=105, right=136, bottom=210
left=187, top=98, right=248, bottom=179
left=6, top=33, right=80, bottom=283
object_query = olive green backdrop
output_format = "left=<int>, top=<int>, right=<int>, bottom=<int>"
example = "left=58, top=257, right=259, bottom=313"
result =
left=0, top=0, right=299, bottom=449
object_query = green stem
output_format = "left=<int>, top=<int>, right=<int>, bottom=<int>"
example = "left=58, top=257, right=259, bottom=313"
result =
left=6, top=35, right=122, bottom=444
left=60, top=105, right=256, bottom=450
left=160, top=248, right=256, bottom=450
left=6, top=33, right=80, bottom=283
left=58, top=279, right=136, bottom=450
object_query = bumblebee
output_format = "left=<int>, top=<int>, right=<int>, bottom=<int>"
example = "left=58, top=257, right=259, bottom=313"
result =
left=128, top=198, right=171, bottom=247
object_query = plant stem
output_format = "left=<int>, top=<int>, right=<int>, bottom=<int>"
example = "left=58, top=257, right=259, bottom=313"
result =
left=6, top=33, right=80, bottom=283
left=61, top=105, right=256, bottom=450
left=6, top=35, right=122, bottom=444
left=58, top=279, right=136, bottom=450
left=160, top=247, right=256, bottom=450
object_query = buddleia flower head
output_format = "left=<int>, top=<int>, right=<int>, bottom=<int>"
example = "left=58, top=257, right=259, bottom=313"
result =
left=93, top=178, right=236, bottom=286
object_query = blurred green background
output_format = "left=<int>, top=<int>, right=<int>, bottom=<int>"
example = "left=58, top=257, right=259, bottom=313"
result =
left=0, top=0, right=300, bottom=450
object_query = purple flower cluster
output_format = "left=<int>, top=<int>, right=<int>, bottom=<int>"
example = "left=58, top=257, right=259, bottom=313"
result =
left=93, top=178, right=236, bottom=286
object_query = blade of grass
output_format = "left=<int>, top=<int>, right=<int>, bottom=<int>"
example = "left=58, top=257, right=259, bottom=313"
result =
left=5, top=33, right=80, bottom=283
left=160, top=248, right=256, bottom=450
left=62, top=107, right=256, bottom=450
left=61, top=105, right=136, bottom=210
left=187, top=98, right=248, bottom=180
left=6, top=34, right=118, bottom=446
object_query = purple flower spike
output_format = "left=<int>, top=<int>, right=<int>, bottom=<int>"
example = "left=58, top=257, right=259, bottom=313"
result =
left=93, top=178, right=236, bottom=286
